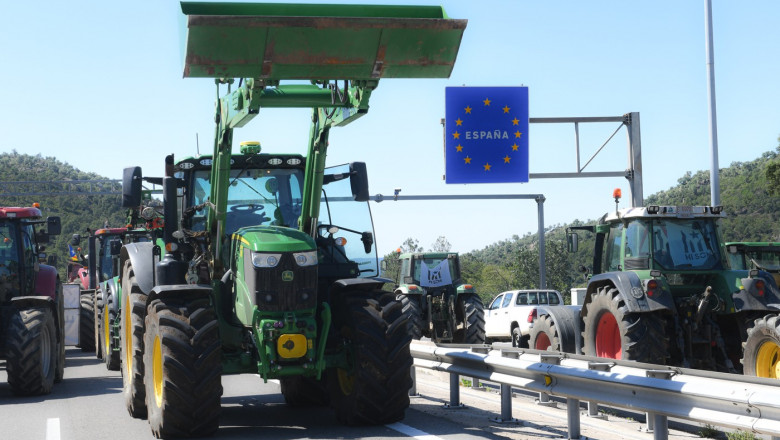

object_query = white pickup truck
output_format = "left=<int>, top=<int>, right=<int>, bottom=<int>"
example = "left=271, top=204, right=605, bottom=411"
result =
left=484, top=289, right=564, bottom=347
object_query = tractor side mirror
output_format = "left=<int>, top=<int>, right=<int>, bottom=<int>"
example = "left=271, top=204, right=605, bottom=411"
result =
left=380, top=259, right=388, bottom=271
left=46, top=217, right=61, bottom=236
left=70, top=234, right=82, bottom=246
left=349, top=162, right=369, bottom=202
left=47, top=255, right=57, bottom=266
left=361, top=231, right=373, bottom=254
left=123, top=166, right=143, bottom=208
left=567, top=231, right=579, bottom=253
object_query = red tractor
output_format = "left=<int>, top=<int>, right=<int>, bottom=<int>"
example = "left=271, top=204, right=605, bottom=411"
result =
left=0, top=206, right=63, bottom=395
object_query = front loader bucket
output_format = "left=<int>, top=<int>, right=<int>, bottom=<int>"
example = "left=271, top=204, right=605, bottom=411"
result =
left=181, top=2, right=466, bottom=80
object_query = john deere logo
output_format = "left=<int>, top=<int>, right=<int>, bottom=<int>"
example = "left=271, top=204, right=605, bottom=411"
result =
left=282, top=271, right=294, bottom=282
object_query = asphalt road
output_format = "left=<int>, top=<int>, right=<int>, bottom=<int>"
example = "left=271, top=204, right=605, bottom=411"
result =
left=0, top=347, right=709, bottom=440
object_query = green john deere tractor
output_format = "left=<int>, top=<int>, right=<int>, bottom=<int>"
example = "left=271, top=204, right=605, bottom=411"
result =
left=390, top=252, right=485, bottom=344
left=117, top=3, right=466, bottom=438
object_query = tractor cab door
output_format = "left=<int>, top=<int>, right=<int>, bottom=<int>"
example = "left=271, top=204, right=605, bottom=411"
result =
left=318, top=163, right=378, bottom=278
left=20, top=224, right=37, bottom=295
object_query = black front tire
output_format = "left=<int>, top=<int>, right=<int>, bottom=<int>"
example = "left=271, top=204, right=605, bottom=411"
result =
left=144, top=297, right=222, bottom=438
left=328, top=290, right=412, bottom=425
left=6, top=307, right=57, bottom=396
left=120, top=261, right=147, bottom=418
left=79, top=292, right=95, bottom=352
left=101, top=297, right=120, bottom=371
left=581, top=286, right=668, bottom=363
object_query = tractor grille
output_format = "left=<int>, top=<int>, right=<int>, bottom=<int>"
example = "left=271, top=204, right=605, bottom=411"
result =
left=247, top=252, right=317, bottom=312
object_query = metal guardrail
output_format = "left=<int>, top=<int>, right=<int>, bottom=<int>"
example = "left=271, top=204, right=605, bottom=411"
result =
left=410, top=341, right=780, bottom=440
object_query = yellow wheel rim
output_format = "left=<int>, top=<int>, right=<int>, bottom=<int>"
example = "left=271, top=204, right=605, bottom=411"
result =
left=755, top=340, right=780, bottom=379
left=336, top=368, right=354, bottom=395
left=104, top=305, right=111, bottom=354
left=123, top=297, right=132, bottom=375
left=153, top=335, right=163, bottom=407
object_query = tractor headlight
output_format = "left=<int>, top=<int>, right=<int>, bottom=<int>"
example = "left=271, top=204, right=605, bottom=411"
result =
left=252, top=252, right=282, bottom=268
left=293, top=250, right=317, bottom=267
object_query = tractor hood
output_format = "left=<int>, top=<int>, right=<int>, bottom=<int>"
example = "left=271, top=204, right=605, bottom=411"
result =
left=233, top=225, right=315, bottom=253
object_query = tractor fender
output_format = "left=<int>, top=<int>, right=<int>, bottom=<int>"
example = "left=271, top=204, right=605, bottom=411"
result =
left=34, top=264, right=59, bottom=300
left=10, top=295, right=55, bottom=311
left=394, top=286, right=424, bottom=296
left=734, top=271, right=780, bottom=312
left=146, top=284, right=213, bottom=306
left=330, top=278, right=387, bottom=299
left=99, top=278, right=122, bottom=314
left=535, top=305, right=582, bottom=354
left=119, top=242, right=156, bottom=295
left=586, top=272, right=676, bottom=314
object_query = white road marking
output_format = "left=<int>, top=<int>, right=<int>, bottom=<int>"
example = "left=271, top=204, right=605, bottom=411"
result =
left=46, top=418, right=60, bottom=440
left=386, top=422, right=445, bottom=440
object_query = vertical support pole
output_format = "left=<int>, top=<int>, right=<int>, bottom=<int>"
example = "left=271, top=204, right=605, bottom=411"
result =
left=653, top=414, right=668, bottom=440
left=625, top=112, right=644, bottom=207
left=574, top=122, right=581, bottom=172
left=704, top=0, right=721, bottom=206
left=536, top=196, right=546, bottom=289
left=446, top=373, right=462, bottom=408
left=490, top=349, right=520, bottom=424
left=537, top=354, right=560, bottom=408
left=409, top=365, right=417, bottom=396
left=586, top=362, right=611, bottom=419
left=567, top=398, right=581, bottom=440
left=645, top=370, right=673, bottom=435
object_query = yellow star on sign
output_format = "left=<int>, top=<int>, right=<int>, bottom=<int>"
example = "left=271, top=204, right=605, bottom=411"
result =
left=456, top=144, right=463, bottom=152
left=455, top=118, right=463, bottom=126
left=511, top=143, right=519, bottom=151
left=464, top=106, right=472, bottom=114
left=512, top=117, right=519, bottom=125
left=483, top=98, right=491, bottom=106
left=504, top=155, right=511, bottom=163
left=483, top=163, right=491, bottom=171
left=503, top=105, right=510, bottom=113
left=453, top=131, right=460, bottom=139
left=464, top=156, right=471, bottom=164
left=514, top=130, right=522, bottom=138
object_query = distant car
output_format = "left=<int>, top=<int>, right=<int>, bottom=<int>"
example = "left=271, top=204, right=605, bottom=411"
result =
left=484, top=289, right=563, bottom=347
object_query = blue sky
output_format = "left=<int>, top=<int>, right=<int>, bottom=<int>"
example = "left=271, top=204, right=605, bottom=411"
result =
left=2, top=1, right=779, bottom=255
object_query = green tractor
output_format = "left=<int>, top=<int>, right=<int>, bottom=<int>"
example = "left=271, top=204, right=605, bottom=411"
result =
left=390, top=252, right=485, bottom=344
left=725, top=242, right=780, bottom=286
left=558, top=203, right=780, bottom=377
left=117, top=3, right=466, bottom=438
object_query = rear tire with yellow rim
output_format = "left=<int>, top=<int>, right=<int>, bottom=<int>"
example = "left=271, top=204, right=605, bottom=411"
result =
left=742, top=314, right=780, bottom=378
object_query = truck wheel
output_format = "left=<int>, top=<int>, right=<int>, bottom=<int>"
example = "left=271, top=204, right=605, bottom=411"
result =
left=144, top=297, right=222, bottom=438
left=329, top=290, right=412, bottom=425
left=120, top=261, right=147, bottom=418
left=456, top=294, right=485, bottom=344
left=398, top=294, right=424, bottom=340
left=581, top=286, right=668, bottom=363
left=530, top=314, right=559, bottom=350
left=79, top=292, right=95, bottom=352
left=101, top=297, right=120, bottom=371
left=742, top=314, right=780, bottom=378
left=281, top=375, right=330, bottom=407
left=6, top=307, right=57, bottom=396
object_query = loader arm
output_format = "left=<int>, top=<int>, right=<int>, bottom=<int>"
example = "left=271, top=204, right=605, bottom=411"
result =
left=183, top=1, right=467, bottom=270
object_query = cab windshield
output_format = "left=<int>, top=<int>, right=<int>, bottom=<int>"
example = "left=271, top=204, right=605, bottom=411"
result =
left=190, top=168, right=303, bottom=234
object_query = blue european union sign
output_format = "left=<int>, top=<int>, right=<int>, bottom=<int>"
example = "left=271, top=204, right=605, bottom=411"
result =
left=445, top=86, right=529, bottom=184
